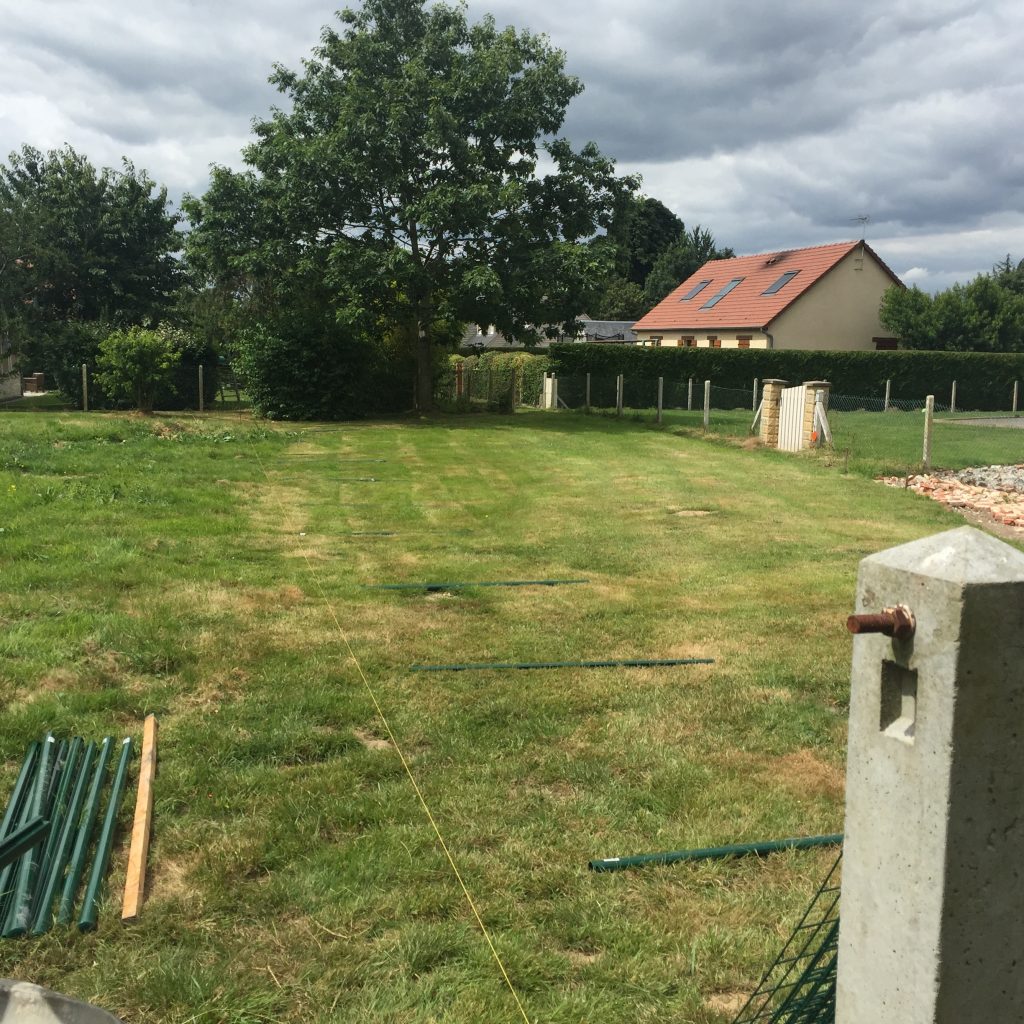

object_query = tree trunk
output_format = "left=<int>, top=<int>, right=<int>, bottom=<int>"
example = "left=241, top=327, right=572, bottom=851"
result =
left=415, top=327, right=433, bottom=412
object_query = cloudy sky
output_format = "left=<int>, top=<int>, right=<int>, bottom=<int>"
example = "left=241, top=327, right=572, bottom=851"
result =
left=2, top=0, right=1022, bottom=291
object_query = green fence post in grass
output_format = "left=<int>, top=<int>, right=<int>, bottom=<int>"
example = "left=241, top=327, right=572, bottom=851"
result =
left=78, top=737, right=133, bottom=932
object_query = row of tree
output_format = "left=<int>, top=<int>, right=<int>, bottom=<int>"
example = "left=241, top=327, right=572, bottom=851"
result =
left=0, top=0, right=738, bottom=417
left=879, top=257, right=1024, bottom=353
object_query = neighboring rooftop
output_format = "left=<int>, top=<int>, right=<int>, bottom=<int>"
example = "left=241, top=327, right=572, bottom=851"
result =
left=634, top=241, right=902, bottom=332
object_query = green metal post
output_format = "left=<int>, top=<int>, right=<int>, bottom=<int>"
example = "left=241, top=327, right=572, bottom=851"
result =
left=3, top=734, right=56, bottom=936
left=0, top=818, right=49, bottom=873
left=31, top=741, right=96, bottom=935
left=57, top=737, right=113, bottom=926
left=36, top=738, right=82, bottom=897
left=589, top=833, right=843, bottom=872
left=0, top=743, right=39, bottom=919
left=78, top=737, right=133, bottom=931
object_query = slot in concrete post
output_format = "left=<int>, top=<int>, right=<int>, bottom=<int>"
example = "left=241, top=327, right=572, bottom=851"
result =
left=687, top=377, right=693, bottom=411
left=836, top=526, right=1024, bottom=1024
left=657, top=376, right=663, bottom=425
left=758, top=379, right=788, bottom=447
left=703, top=379, right=710, bottom=430
left=923, top=394, right=934, bottom=471
left=884, top=378, right=891, bottom=412
left=198, top=365, right=205, bottom=412
left=81, top=364, right=88, bottom=412
left=616, top=374, right=624, bottom=416
left=950, top=379, right=957, bottom=414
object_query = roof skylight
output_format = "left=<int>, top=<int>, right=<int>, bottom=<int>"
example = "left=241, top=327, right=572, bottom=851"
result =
left=700, top=278, right=743, bottom=309
left=679, top=280, right=711, bottom=301
left=762, top=270, right=799, bottom=295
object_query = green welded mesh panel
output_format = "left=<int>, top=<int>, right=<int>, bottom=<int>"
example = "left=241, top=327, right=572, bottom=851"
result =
left=731, top=852, right=841, bottom=1024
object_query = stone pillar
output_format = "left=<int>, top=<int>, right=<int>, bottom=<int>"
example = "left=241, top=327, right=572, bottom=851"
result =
left=836, top=526, right=1024, bottom=1024
left=758, top=379, right=788, bottom=446
left=801, top=380, right=831, bottom=448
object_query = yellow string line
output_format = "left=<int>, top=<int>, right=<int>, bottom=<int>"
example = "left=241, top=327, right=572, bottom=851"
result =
left=248, top=435, right=533, bottom=1024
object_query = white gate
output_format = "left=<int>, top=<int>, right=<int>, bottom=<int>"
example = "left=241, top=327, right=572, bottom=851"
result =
left=778, top=384, right=806, bottom=452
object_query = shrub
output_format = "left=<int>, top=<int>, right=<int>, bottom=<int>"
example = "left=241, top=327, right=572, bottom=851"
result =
left=96, top=326, right=183, bottom=413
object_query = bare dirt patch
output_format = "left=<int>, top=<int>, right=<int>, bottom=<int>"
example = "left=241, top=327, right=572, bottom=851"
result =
left=705, top=990, right=750, bottom=1015
left=671, top=508, right=715, bottom=518
left=353, top=728, right=392, bottom=751
left=767, top=749, right=845, bottom=799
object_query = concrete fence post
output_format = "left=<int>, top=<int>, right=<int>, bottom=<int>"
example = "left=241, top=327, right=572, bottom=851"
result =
left=657, top=376, right=664, bottom=425
left=702, top=379, right=710, bottom=430
left=616, top=374, right=624, bottom=417
left=752, top=378, right=759, bottom=413
left=81, top=364, right=89, bottom=413
left=455, top=361, right=464, bottom=398
left=836, top=527, right=1024, bottom=1024
left=923, top=394, right=934, bottom=471
left=198, top=365, right=205, bottom=412
left=687, top=377, right=693, bottom=411
left=1013, top=379, right=1019, bottom=415
left=950, top=379, right=957, bottom=414
left=585, top=372, right=591, bottom=411
left=884, top=378, right=891, bottom=412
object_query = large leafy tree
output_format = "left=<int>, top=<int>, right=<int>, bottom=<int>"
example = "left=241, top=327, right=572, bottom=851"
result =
left=643, top=225, right=734, bottom=307
left=200, top=0, right=632, bottom=410
left=0, top=145, right=181, bottom=390
left=880, top=265, right=1024, bottom=352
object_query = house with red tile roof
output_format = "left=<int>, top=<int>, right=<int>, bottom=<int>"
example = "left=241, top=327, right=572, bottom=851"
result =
left=633, top=240, right=903, bottom=351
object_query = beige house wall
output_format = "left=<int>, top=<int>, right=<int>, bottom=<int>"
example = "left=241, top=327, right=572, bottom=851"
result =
left=768, top=249, right=892, bottom=351
left=636, top=329, right=770, bottom=349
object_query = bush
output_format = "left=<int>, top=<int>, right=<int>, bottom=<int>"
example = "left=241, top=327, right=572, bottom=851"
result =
left=449, top=351, right=549, bottom=408
left=546, top=345, right=1024, bottom=411
left=96, top=326, right=183, bottom=413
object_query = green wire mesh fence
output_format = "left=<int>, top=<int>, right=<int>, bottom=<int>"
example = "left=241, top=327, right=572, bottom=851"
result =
left=730, top=852, right=841, bottom=1024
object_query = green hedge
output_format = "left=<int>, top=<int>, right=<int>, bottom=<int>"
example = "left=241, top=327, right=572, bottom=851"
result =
left=547, top=345, right=1024, bottom=411
left=450, top=351, right=550, bottom=406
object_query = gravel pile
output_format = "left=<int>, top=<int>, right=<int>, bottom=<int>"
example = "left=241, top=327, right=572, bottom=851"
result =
left=880, top=465, right=1024, bottom=530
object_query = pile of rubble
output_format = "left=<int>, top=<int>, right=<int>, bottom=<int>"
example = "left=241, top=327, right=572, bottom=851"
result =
left=880, top=465, right=1024, bottom=530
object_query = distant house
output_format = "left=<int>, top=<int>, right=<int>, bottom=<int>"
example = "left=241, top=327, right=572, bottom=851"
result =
left=461, top=318, right=636, bottom=350
left=633, top=241, right=902, bottom=351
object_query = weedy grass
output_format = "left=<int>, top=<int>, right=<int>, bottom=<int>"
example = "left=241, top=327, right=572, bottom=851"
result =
left=0, top=409, right=1008, bottom=1023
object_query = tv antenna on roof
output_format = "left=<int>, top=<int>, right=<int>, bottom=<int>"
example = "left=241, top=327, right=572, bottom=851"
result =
left=850, top=214, right=870, bottom=239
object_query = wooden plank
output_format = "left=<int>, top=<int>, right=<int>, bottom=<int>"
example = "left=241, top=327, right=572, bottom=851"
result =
left=121, top=714, right=157, bottom=922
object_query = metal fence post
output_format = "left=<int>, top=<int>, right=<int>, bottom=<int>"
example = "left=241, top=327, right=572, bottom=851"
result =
left=923, top=394, right=934, bottom=471
left=703, top=379, right=711, bottom=431
left=81, top=364, right=88, bottom=412
left=585, top=372, right=591, bottom=411
left=657, top=376, right=663, bottom=425
left=950, top=379, right=957, bottom=414
left=884, top=378, right=891, bottom=412
left=198, top=365, right=205, bottom=412
left=687, top=377, right=693, bottom=411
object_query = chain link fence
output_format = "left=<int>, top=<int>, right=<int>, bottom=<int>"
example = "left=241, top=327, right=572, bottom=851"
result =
left=541, top=372, right=1024, bottom=473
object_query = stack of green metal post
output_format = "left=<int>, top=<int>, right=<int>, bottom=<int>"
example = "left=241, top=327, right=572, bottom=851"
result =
left=0, top=733, right=134, bottom=936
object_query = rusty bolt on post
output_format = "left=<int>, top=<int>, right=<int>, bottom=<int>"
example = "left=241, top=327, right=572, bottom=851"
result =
left=846, top=604, right=916, bottom=640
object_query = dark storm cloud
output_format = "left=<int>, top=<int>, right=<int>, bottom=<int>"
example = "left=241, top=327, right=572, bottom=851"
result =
left=2, top=0, right=1022, bottom=288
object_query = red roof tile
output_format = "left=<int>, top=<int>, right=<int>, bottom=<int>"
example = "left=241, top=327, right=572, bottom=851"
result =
left=634, top=241, right=899, bottom=332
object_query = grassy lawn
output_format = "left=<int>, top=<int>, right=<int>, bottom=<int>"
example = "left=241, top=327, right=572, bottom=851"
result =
left=0, top=409, right=1010, bottom=1023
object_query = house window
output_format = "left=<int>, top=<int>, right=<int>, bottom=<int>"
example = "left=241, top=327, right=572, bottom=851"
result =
left=701, top=278, right=744, bottom=309
left=680, top=280, right=712, bottom=301
left=874, top=337, right=898, bottom=351
left=650, top=336, right=663, bottom=347
left=737, top=336, right=751, bottom=349
left=762, top=271, right=799, bottom=295
left=683, top=336, right=696, bottom=348
left=708, top=336, right=721, bottom=348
